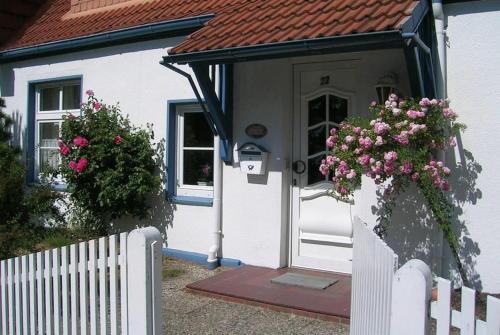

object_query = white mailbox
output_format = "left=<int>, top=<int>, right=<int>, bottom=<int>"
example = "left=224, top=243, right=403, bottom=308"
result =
left=237, top=142, right=269, bottom=175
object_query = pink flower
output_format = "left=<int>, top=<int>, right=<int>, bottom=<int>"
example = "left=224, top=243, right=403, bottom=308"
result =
left=319, top=164, right=329, bottom=176
left=345, top=135, right=355, bottom=144
left=69, top=161, right=77, bottom=171
left=443, top=108, right=457, bottom=119
left=337, top=161, right=349, bottom=175
left=411, top=172, right=420, bottom=182
left=80, top=102, right=87, bottom=109
left=73, top=136, right=89, bottom=147
left=442, top=167, right=451, bottom=175
left=346, top=169, right=357, bottom=180
left=407, top=109, right=425, bottom=119
left=441, top=180, right=451, bottom=192
left=59, top=143, right=71, bottom=156
left=75, top=158, right=88, bottom=174
left=330, top=128, right=337, bottom=136
left=94, top=102, right=102, bottom=110
left=353, top=127, right=362, bottom=135
left=358, top=154, right=371, bottom=166
left=384, top=151, right=398, bottom=162
left=326, top=136, right=336, bottom=148
left=374, top=122, right=391, bottom=135
left=394, top=131, right=409, bottom=145
left=384, top=162, right=395, bottom=175
left=400, top=161, right=412, bottom=174
left=340, top=144, right=349, bottom=152
left=392, top=108, right=402, bottom=116
left=370, top=101, right=377, bottom=107
left=326, top=155, right=337, bottom=165
left=86, top=89, right=94, bottom=97
left=449, top=137, right=457, bottom=147
left=375, top=136, right=384, bottom=146
left=337, top=185, right=349, bottom=195
left=359, top=137, right=373, bottom=150
left=114, top=135, right=123, bottom=145
left=419, top=98, right=431, bottom=107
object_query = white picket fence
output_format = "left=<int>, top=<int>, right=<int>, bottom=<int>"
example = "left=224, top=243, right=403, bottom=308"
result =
left=350, top=216, right=399, bottom=335
left=391, top=259, right=500, bottom=335
left=0, top=226, right=162, bottom=335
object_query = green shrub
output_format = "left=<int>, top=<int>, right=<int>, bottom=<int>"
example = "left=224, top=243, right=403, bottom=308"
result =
left=57, top=91, right=162, bottom=233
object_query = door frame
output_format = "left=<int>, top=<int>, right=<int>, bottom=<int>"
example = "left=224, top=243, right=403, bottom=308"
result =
left=289, top=60, right=359, bottom=271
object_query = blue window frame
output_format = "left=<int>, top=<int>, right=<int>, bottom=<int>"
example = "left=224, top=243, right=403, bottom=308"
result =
left=27, top=76, right=83, bottom=186
left=166, top=100, right=214, bottom=207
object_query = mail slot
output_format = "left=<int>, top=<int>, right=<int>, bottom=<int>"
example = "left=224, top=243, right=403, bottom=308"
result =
left=237, top=142, right=269, bottom=175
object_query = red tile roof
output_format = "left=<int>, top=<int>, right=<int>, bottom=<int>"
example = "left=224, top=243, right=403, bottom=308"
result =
left=170, top=0, right=419, bottom=55
left=2, top=0, right=420, bottom=56
left=0, top=0, right=245, bottom=51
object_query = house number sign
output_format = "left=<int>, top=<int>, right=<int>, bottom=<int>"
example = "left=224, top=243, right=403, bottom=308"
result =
left=245, top=123, right=267, bottom=139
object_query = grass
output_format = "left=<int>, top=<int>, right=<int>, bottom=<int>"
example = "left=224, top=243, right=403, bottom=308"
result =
left=163, top=267, right=185, bottom=280
left=36, top=230, right=75, bottom=250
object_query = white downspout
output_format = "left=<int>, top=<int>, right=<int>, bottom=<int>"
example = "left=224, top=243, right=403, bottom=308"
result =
left=207, top=136, right=222, bottom=269
left=432, top=0, right=448, bottom=279
left=432, top=0, right=446, bottom=99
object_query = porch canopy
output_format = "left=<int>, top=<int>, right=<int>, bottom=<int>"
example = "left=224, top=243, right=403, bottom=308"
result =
left=161, top=0, right=438, bottom=162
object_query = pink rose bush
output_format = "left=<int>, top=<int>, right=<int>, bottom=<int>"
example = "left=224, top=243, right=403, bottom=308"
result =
left=320, top=94, right=464, bottom=198
left=57, top=90, right=161, bottom=233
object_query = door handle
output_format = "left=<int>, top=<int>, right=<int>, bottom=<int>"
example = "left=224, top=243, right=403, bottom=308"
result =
left=292, top=160, right=306, bottom=174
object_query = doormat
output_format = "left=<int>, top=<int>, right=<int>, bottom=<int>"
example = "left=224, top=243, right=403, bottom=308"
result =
left=270, top=272, right=338, bottom=290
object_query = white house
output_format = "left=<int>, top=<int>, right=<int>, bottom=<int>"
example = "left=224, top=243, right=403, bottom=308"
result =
left=1, top=0, right=499, bottom=293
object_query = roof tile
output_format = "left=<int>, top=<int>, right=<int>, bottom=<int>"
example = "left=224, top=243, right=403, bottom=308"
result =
left=2, top=0, right=420, bottom=56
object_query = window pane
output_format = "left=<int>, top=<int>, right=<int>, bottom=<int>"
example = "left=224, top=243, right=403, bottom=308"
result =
left=308, top=154, right=325, bottom=185
left=329, top=95, right=348, bottom=124
left=63, top=85, right=81, bottom=110
left=40, top=149, right=60, bottom=170
left=183, top=112, right=213, bottom=148
left=183, top=150, right=213, bottom=186
left=40, top=87, right=60, bottom=111
left=39, top=122, right=59, bottom=148
left=308, top=124, right=326, bottom=156
left=308, top=95, right=326, bottom=126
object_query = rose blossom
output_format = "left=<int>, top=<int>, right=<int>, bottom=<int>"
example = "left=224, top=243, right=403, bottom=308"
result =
left=69, top=161, right=77, bottom=171
left=358, top=154, right=371, bottom=166
left=345, top=135, right=355, bottom=144
left=115, top=135, right=123, bottom=145
left=94, top=102, right=102, bottom=110
left=411, top=172, right=420, bottom=182
left=326, top=136, right=336, bottom=148
left=319, top=164, right=329, bottom=176
left=73, top=136, right=89, bottom=147
left=330, top=128, right=337, bottom=136
left=375, top=136, right=384, bottom=146
left=340, top=144, right=349, bottom=152
left=353, top=127, right=361, bottom=135
left=392, top=108, right=402, bottom=116
left=75, top=158, right=88, bottom=174
left=374, top=122, right=391, bottom=135
left=419, top=98, right=431, bottom=107
left=449, top=137, right=457, bottom=147
left=346, top=169, right=357, bottom=179
left=443, top=108, right=457, bottom=119
left=384, top=151, right=398, bottom=162
left=86, top=89, right=94, bottom=97
left=359, top=137, right=373, bottom=150
left=400, top=161, right=412, bottom=174
left=59, top=143, right=71, bottom=156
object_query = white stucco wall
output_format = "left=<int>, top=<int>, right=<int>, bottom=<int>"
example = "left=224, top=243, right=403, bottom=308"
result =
left=444, top=0, right=500, bottom=293
left=0, top=37, right=215, bottom=256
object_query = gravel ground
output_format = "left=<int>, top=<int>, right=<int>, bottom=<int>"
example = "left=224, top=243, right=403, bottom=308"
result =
left=162, top=258, right=350, bottom=335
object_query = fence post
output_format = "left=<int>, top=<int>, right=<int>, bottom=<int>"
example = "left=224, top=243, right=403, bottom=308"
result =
left=127, top=227, right=162, bottom=335
left=390, top=259, right=432, bottom=335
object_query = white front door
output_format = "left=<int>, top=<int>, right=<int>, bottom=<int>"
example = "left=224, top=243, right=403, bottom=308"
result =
left=291, top=61, right=358, bottom=274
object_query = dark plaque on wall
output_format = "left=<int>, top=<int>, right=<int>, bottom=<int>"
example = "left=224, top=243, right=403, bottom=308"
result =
left=245, top=124, right=267, bottom=139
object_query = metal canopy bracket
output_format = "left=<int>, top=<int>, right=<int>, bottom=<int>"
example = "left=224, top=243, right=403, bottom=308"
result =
left=190, top=63, right=232, bottom=163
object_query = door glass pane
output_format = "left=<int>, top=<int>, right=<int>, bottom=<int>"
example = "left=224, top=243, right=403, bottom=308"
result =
left=308, top=124, right=326, bottom=156
left=308, top=154, right=325, bottom=185
left=63, top=85, right=81, bottom=110
left=40, top=87, right=60, bottom=111
left=329, top=95, right=348, bottom=124
left=183, top=112, right=214, bottom=148
left=308, top=95, right=326, bottom=126
left=39, top=122, right=59, bottom=147
left=39, top=149, right=59, bottom=170
left=183, top=150, right=214, bottom=186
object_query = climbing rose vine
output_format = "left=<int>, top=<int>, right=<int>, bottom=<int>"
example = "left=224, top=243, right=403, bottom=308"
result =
left=57, top=90, right=162, bottom=233
left=322, top=94, right=469, bottom=285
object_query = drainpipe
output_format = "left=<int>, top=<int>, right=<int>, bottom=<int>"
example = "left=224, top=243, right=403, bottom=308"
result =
left=432, top=0, right=448, bottom=279
left=432, top=0, right=446, bottom=99
left=207, top=135, right=222, bottom=269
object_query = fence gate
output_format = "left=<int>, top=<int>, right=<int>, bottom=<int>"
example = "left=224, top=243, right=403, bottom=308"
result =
left=350, top=216, right=399, bottom=335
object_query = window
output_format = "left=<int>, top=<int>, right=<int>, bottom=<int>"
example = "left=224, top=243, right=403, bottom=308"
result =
left=167, top=101, right=215, bottom=204
left=34, top=80, right=81, bottom=179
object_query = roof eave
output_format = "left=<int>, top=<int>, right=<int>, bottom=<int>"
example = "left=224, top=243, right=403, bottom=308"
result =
left=0, top=14, right=214, bottom=63
left=163, top=30, right=406, bottom=65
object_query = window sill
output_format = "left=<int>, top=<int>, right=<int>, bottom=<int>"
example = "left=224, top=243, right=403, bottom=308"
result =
left=168, top=195, right=213, bottom=207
